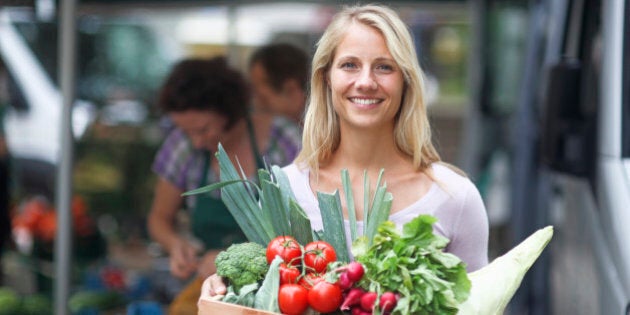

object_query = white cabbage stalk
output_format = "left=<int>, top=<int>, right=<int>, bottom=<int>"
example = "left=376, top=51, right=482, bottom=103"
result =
left=458, top=226, right=554, bottom=315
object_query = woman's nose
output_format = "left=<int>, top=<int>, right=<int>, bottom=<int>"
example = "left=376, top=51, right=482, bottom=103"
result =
left=355, top=69, right=377, bottom=90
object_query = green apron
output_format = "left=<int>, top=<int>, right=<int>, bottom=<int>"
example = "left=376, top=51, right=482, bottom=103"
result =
left=191, top=118, right=264, bottom=250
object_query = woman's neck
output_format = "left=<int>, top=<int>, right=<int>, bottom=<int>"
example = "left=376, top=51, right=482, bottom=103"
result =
left=327, top=124, right=410, bottom=175
left=219, top=119, right=249, bottom=150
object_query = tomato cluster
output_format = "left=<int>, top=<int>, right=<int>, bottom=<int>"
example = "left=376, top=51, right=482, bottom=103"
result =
left=266, top=236, right=342, bottom=315
left=266, top=235, right=398, bottom=315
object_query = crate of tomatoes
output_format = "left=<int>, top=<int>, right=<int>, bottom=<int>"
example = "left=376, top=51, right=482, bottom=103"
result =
left=194, top=145, right=554, bottom=315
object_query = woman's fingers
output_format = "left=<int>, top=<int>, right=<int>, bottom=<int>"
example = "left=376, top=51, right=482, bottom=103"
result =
left=199, top=274, right=227, bottom=301
left=210, top=274, right=227, bottom=295
left=170, top=241, right=200, bottom=279
left=170, top=258, right=193, bottom=279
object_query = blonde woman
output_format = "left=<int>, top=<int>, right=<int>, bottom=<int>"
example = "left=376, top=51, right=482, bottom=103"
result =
left=199, top=4, right=488, bottom=299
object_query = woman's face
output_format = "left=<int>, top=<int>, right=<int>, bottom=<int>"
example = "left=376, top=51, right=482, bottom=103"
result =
left=328, top=22, right=404, bottom=131
left=170, top=110, right=228, bottom=151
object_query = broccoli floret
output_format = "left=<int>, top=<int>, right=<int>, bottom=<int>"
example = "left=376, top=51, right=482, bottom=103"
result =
left=215, top=242, right=269, bottom=291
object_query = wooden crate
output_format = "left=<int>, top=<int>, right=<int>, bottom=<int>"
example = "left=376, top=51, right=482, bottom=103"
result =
left=198, top=299, right=281, bottom=315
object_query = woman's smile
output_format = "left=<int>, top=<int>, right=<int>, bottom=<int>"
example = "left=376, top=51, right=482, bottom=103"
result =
left=348, top=97, right=383, bottom=108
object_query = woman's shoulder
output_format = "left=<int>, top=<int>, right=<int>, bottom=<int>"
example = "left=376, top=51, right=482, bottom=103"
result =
left=251, top=113, right=301, bottom=143
left=430, top=162, right=478, bottom=196
left=281, top=163, right=308, bottom=180
left=156, top=128, right=194, bottom=159
left=152, top=127, right=202, bottom=189
left=252, top=113, right=302, bottom=165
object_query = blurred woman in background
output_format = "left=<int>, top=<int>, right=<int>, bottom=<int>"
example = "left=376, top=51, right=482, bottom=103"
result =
left=147, top=57, right=301, bottom=314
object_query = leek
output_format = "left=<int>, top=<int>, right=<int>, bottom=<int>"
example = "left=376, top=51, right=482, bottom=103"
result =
left=317, top=191, right=350, bottom=263
left=342, top=169, right=358, bottom=241
left=183, top=144, right=313, bottom=246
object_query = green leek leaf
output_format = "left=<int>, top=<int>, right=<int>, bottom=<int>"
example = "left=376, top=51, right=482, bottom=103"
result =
left=341, top=169, right=358, bottom=242
left=317, top=190, right=350, bottom=263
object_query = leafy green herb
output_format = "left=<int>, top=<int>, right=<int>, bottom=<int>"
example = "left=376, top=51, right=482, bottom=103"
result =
left=354, top=215, right=471, bottom=315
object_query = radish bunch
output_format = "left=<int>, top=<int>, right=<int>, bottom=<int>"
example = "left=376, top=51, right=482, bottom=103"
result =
left=334, top=262, right=399, bottom=315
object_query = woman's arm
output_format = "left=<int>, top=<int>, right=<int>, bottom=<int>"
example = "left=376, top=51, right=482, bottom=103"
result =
left=147, top=177, right=199, bottom=279
left=449, top=183, right=490, bottom=272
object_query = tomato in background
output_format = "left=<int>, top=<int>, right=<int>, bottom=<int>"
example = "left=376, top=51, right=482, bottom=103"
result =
left=266, top=235, right=302, bottom=266
left=308, top=281, right=343, bottom=313
left=279, top=263, right=301, bottom=285
left=278, top=284, right=309, bottom=315
left=303, top=241, right=336, bottom=273
left=36, top=211, right=56, bottom=242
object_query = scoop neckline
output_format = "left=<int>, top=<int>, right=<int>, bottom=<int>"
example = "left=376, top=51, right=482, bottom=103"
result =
left=299, top=165, right=440, bottom=221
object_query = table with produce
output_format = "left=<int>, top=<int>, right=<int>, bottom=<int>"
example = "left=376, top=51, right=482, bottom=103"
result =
left=192, top=145, right=553, bottom=315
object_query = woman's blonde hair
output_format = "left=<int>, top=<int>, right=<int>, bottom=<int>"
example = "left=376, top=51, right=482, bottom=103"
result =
left=295, top=4, right=441, bottom=172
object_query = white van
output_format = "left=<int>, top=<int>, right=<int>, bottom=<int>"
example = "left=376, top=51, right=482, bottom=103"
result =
left=0, top=7, right=173, bottom=198
left=530, top=0, right=629, bottom=314
left=460, top=0, right=628, bottom=313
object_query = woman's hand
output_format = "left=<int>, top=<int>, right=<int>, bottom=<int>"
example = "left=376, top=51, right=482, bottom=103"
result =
left=169, top=239, right=199, bottom=279
left=198, top=274, right=227, bottom=302
left=196, top=251, right=219, bottom=279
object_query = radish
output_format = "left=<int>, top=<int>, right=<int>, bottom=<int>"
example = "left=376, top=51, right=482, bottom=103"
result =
left=341, top=287, right=365, bottom=310
left=360, top=292, right=378, bottom=311
left=379, top=291, right=397, bottom=312
left=352, top=307, right=372, bottom=315
left=345, top=262, right=365, bottom=282
left=338, top=272, right=353, bottom=290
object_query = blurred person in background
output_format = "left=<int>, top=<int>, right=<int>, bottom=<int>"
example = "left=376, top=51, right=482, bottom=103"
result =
left=147, top=57, right=301, bottom=314
left=248, top=43, right=309, bottom=125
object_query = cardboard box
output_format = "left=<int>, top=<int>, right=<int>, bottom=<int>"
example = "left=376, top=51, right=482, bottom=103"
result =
left=198, top=299, right=281, bottom=315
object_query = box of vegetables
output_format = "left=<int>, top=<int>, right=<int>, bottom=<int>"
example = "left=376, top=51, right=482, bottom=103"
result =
left=191, top=145, right=554, bottom=315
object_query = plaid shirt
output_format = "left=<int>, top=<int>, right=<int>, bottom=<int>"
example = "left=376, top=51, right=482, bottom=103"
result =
left=152, top=116, right=301, bottom=209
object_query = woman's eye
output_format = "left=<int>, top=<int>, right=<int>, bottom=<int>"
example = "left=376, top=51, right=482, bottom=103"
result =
left=376, top=64, right=394, bottom=72
left=340, top=62, right=357, bottom=69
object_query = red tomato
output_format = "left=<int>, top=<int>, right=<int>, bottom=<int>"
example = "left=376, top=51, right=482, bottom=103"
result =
left=266, top=235, right=302, bottom=266
left=278, top=284, right=309, bottom=315
left=303, top=241, right=336, bottom=273
left=298, top=272, right=324, bottom=290
left=308, top=281, right=343, bottom=313
left=279, top=263, right=301, bottom=285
